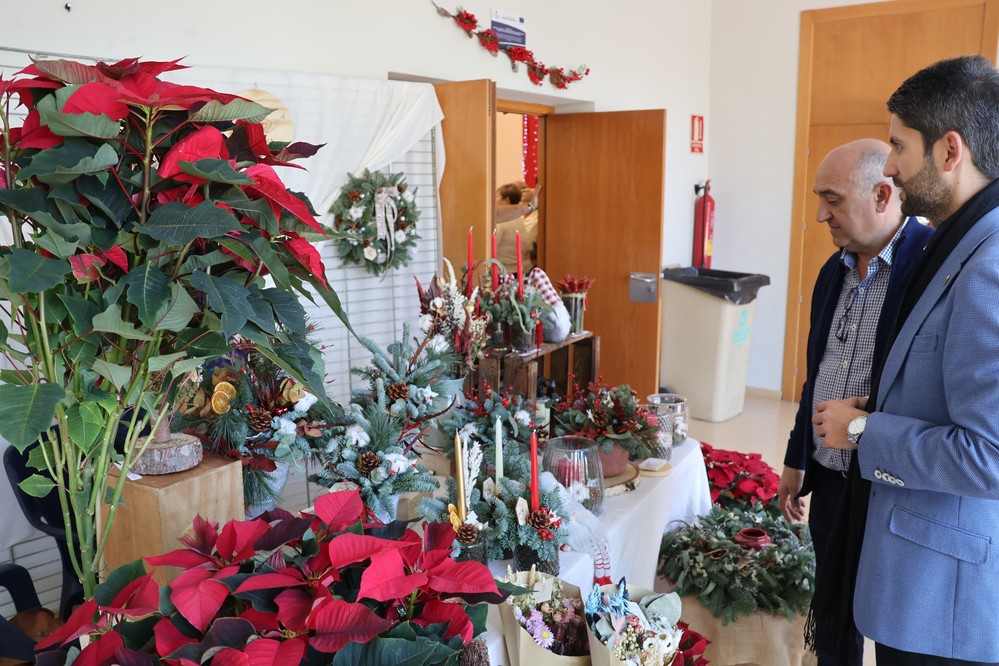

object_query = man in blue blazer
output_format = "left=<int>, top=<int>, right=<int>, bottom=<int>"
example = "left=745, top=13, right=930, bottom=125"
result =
left=814, top=56, right=999, bottom=665
left=780, top=139, right=932, bottom=666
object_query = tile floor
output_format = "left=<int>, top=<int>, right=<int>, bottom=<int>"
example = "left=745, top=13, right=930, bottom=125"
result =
left=690, top=392, right=876, bottom=666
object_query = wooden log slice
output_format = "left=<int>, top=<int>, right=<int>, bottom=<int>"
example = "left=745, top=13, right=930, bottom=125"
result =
left=131, top=433, right=203, bottom=475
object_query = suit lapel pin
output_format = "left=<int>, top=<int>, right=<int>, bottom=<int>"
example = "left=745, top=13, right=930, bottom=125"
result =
left=944, top=274, right=951, bottom=284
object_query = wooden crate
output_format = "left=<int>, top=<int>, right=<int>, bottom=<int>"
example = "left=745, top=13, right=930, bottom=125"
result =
left=102, top=453, right=243, bottom=585
left=474, top=332, right=600, bottom=402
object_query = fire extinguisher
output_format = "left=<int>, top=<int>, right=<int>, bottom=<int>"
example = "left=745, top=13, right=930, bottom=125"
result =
left=693, top=179, right=715, bottom=269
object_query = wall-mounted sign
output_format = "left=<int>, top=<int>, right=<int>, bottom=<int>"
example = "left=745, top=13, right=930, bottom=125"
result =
left=491, top=8, right=526, bottom=50
left=691, top=115, right=705, bottom=154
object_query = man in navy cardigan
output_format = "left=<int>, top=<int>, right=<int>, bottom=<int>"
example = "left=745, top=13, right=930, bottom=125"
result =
left=778, top=138, right=932, bottom=666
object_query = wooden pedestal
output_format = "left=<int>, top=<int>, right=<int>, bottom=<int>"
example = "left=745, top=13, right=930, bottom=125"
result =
left=103, top=453, right=244, bottom=585
left=474, top=331, right=600, bottom=402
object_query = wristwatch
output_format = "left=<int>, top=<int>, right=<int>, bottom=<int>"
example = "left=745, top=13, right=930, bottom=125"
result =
left=847, top=415, right=868, bottom=447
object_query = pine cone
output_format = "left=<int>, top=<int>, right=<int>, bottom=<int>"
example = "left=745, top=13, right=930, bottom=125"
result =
left=456, top=523, right=479, bottom=544
left=357, top=451, right=381, bottom=476
left=387, top=381, right=409, bottom=402
left=527, top=509, right=551, bottom=531
left=248, top=409, right=273, bottom=433
left=591, top=407, right=609, bottom=429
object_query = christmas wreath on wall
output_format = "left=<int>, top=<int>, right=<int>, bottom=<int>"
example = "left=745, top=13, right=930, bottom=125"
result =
left=329, top=169, right=420, bottom=276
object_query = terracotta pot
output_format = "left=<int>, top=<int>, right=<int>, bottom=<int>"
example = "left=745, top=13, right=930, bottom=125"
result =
left=733, top=527, right=772, bottom=550
left=598, top=443, right=630, bottom=477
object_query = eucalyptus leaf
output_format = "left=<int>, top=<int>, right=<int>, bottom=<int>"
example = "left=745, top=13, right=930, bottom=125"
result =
left=139, top=201, right=241, bottom=245
left=0, top=383, right=65, bottom=450
left=6, top=248, right=71, bottom=293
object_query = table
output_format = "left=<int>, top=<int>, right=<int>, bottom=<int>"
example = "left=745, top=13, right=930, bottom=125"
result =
left=484, top=438, right=711, bottom=664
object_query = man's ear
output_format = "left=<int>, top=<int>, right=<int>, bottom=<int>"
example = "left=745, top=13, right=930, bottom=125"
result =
left=873, top=182, right=893, bottom=212
left=940, top=130, right=965, bottom=173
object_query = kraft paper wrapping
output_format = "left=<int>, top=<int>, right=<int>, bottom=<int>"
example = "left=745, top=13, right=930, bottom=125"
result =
left=585, top=585, right=659, bottom=666
left=499, top=571, right=591, bottom=666
left=678, top=595, right=817, bottom=666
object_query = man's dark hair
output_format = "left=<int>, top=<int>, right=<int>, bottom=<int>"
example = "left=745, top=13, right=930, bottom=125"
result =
left=887, top=55, right=999, bottom=179
left=498, top=183, right=522, bottom=204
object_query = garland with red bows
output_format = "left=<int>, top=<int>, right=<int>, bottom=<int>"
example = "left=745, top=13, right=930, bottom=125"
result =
left=432, top=3, right=590, bottom=89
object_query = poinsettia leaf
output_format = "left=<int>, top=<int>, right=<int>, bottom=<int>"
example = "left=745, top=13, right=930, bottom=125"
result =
left=74, top=630, right=126, bottom=664
left=65, top=401, right=107, bottom=454
left=190, top=99, right=272, bottom=124
left=144, top=548, right=214, bottom=571
left=68, top=253, right=105, bottom=280
left=6, top=247, right=71, bottom=293
left=258, top=286, right=307, bottom=336
left=169, top=568, right=230, bottom=633
left=275, top=588, right=312, bottom=634
left=92, top=359, right=133, bottom=390
left=237, top=606, right=280, bottom=633
left=29, top=59, right=106, bottom=85
left=283, top=233, right=327, bottom=287
left=307, top=598, right=395, bottom=653
left=92, top=303, right=154, bottom=340
left=189, top=271, right=251, bottom=338
left=165, top=617, right=257, bottom=662
left=424, top=557, right=501, bottom=599
left=244, top=164, right=322, bottom=233
left=152, top=283, right=199, bottom=333
left=101, top=571, right=160, bottom=619
left=214, top=519, right=268, bottom=565
left=424, top=521, right=459, bottom=553
left=0, top=383, right=65, bottom=450
left=35, top=93, right=121, bottom=139
left=313, top=488, right=364, bottom=531
left=252, top=514, right=313, bottom=551
left=121, top=263, right=171, bottom=329
left=36, top=230, right=83, bottom=260
left=233, top=572, right=306, bottom=594
left=179, top=158, right=254, bottom=186
left=358, top=549, right=428, bottom=602
left=204, top=648, right=248, bottom=666
left=34, top=598, right=99, bottom=649
left=330, top=634, right=459, bottom=666
left=139, top=201, right=240, bottom=244
left=19, top=140, right=118, bottom=185
left=17, top=473, right=55, bottom=498
left=62, top=81, right=130, bottom=120
left=413, top=599, right=472, bottom=642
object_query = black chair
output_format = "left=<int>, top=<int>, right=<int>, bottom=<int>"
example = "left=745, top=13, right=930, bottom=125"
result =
left=0, top=562, right=42, bottom=663
left=3, top=446, right=85, bottom=621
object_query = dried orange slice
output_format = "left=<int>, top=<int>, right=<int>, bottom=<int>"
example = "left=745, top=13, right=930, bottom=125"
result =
left=214, top=381, right=237, bottom=399
left=210, top=391, right=231, bottom=415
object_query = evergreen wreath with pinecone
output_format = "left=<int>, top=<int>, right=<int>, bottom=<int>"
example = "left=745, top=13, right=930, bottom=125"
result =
left=328, top=169, right=421, bottom=276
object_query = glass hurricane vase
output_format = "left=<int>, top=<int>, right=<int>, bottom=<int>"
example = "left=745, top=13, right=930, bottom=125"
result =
left=542, top=436, right=604, bottom=513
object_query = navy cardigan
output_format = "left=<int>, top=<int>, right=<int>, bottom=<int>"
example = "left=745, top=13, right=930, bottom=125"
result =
left=783, top=218, right=934, bottom=493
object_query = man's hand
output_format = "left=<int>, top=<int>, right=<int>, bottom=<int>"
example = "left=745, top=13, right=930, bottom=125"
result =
left=779, top=466, right=806, bottom=523
left=813, top=397, right=868, bottom=450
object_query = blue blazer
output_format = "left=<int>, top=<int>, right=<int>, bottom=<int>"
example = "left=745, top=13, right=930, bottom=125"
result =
left=856, top=206, right=999, bottom=660
left=784, top=218, right=933, bottom=494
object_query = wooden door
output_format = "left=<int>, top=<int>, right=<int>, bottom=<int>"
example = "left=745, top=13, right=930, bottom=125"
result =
left=781, top=0, right=999, bottom=402
left=545, top=110, right=667, bottom=397
left=433, top=80, right=495, bottom=272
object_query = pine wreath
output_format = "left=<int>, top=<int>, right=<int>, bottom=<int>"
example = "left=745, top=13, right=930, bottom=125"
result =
left=329, top=169, right=421, bottom=276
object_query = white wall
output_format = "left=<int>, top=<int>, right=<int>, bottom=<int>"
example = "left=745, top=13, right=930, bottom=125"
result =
left=8, top=0, right=882, bottom=394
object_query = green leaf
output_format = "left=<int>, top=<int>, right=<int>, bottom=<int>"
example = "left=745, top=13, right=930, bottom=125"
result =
left=92, top=303, right=153, bottom=341
left=6, top=248, right=71, bottom=293
left=0, top=383, right=65, bottom=450
left=169, top=355, right=211, bottom=378
left=95, top=560, right=148, bottom=607
left=179, top=158, right=253, bottom=185
left=63, top=338, right=99, bottom=366
left=245, top=286, right=276, bottom=335
left=92, top=359, right=132, bottom=390
left=189, top=98, right=272, bottom=124
left=174, top=328, right=228, bottom=357
left=123, top=264, right=170, bottom=329
left=156, top=283, right=199, bottom=332
left=189, top=272, right=251, bottom=338
left=139, top=202, right=240, bottom=245
left=0, top=369, right=30, bottom=386
left=67, top=401, right=106, bottom=454
left=18, top=140, right=118, bottom=185
left=0, top=319, right=6, bottom=346
left=147, top=352, right=187, bottom=373
left=78, top=174, right=133, bottom=229
left=0, top=188, right=63, bottom=229
left=18, top=474, right=56, bottom=498
left=35, top=94, right=120, bottom=139
left=217, top=189, right=278, bottom=234
left=34, top=230, right=82, bottom=259
left=59, top=293, right=101, bottom=344
left=260, top=287, right=306, bottom=336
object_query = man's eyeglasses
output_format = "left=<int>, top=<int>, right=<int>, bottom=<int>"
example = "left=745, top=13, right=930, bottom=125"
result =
left=835, top=286, right=859, bottom=343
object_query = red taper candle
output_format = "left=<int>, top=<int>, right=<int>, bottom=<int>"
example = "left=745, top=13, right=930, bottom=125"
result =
left=529, top=430, right=540, bottom=511
left=516, top=231, right=524, bottom=300
left=491, top=230, right=499, bottom=291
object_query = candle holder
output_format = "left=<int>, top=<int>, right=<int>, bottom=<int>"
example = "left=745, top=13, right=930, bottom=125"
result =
left=513, top=544, right=560, bottom=576
left=561, top=293, right=587, bottom=335
left=646, top=393, right=690, bottom=457
left=542, top=436, right=604, bottom=513
left=509, top=321, right=536, bottom=353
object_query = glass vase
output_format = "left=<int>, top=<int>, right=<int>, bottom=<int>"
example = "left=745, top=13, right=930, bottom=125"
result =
left=646, top=393, right=691, bottom=458
left=513, top=544, right=560, bottom=576
left=456, top=539, right=489, bottom=564
left=542, top=435, right=604, bottom=513
left=509, top=322, right=535, bottom=353
left=486, top=320, right=508, bottom=353
left=562, top=293, right=587, bottom=335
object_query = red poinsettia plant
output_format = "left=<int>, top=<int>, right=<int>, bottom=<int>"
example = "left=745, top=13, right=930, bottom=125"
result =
left=555, top=274, right=596, bottom=294
left=33, top=489, right=507, bottom=665
left=700, top=442, right=779, bottom=511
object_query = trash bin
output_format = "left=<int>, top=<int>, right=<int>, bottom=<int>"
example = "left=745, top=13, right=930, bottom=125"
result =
left=659, top=268, right=770, bottom=422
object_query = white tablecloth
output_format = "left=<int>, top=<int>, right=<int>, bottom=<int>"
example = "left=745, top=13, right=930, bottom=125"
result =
left=484, top=438, right=711, bottom=663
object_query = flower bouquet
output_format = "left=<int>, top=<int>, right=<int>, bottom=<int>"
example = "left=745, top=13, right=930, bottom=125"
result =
left=700, top=442, right=780, bottom=512
left=585, top=578, right=684, bottom=666
left=555, top=274, right=596, bottom=335
left=178, top=344, right=337, bottom=513
left=500, top=568, right=590, bottom=664
left=416, top=258, right=490, bottom=374
left=35, top=489, right=510, bottom=665
left=552, top=379, right=659, bottom=476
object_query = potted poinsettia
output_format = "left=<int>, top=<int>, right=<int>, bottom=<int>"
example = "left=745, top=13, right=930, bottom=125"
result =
left=0, top=57, right=348, bottom=597
left=33, top=489, right=508, bottom=664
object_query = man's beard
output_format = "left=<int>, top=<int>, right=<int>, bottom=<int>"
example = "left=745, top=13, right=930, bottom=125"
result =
left=897, top=155, right=951, bottom=222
